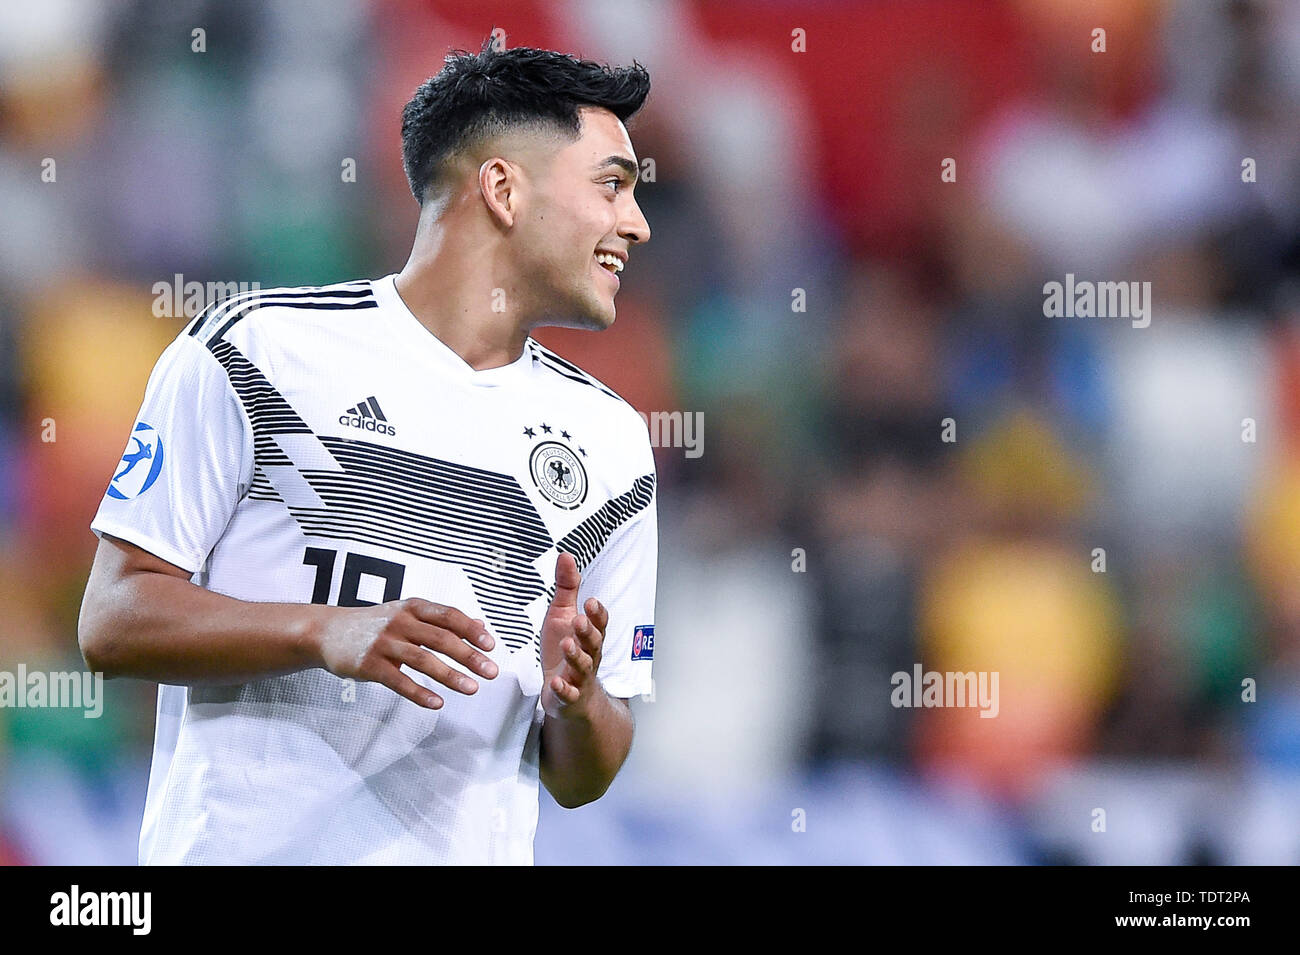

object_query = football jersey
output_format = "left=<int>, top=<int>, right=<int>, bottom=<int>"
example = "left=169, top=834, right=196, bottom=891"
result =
left=90, top=274, right=658, bottom=865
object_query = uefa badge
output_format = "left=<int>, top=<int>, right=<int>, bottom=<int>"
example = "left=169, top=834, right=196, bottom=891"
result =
left=631, top=624, right=654, bottom=661
left=107, top=421, right=165, bottom=500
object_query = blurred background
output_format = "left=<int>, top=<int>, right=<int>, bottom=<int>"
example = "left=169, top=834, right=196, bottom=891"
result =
left=2, top=0, right=1300, bottom=865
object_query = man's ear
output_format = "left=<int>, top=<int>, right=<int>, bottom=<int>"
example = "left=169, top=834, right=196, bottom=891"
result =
left=479, top=157, right=518, bottom=229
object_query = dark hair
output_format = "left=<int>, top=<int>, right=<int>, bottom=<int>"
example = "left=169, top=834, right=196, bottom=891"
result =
left=401, top=39, right=651, bottom=204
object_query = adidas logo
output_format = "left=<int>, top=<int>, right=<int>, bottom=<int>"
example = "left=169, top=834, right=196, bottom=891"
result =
left=339, top=396, right=396, bottom=436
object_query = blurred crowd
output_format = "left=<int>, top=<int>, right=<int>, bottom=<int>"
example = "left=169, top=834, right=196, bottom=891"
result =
left=2, top=0, right=1300, bottom=864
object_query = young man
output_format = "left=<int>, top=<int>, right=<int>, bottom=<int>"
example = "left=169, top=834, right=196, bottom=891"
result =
left=77, top=42, right=657, bottom=865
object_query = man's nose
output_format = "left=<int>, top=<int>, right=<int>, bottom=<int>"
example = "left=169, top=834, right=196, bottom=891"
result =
left=619, top=199, right=651, bottom=245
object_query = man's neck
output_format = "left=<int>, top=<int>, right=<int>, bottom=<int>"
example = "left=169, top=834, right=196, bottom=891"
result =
left=393, top=255, right=531, bottom=372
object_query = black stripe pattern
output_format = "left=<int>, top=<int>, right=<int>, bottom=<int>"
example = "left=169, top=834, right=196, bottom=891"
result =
left=191, top=282, right=377, bottom=344
left=209, top=338, right=313, bottom=468
left=555, top=474, right=656, bottom=569
left=202, top=302, right=653, bottom=660
left=528, top=340, right=624, bottom=402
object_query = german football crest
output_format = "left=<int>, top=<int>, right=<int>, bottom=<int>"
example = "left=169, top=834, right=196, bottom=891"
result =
left=528, top=440, right=587, bottom=510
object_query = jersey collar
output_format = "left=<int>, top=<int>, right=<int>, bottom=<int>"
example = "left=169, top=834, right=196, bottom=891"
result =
left=373, top=273, right=534, bottom=388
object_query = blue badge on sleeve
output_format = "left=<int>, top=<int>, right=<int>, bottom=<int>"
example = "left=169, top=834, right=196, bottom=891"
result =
left=106, top=421, right=165, bottom=500
left=631, top=625, right=654, bottom=661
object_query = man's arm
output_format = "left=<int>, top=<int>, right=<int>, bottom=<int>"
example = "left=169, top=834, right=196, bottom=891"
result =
left=540, top=687, right=635, bottom=810
left=78, top=533, right=500, bottom=707
left=537, top=553, right=636, bottom=808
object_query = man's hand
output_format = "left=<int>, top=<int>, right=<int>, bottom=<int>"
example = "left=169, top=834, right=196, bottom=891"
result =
left=316, top=598, right=499, bottom=709
left=540, top=551, right=609, bottom=719
left=537, top=551, right=634, bottom=807
left=78, top=535, right=502, bottom=698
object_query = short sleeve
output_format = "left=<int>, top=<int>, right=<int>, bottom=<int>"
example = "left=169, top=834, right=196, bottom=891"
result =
left=579, top=464, right=658, bottom=701
left=90, top=329, right=252, bottom=575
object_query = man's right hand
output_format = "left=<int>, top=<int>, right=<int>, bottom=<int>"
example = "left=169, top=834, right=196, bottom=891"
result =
left=315, top=598, right=500, bottom=709
left=79, top=535, right=500, bottom=704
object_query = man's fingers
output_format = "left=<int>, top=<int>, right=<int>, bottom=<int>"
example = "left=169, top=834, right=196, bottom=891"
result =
left=584, top=597, right=609, bottom=635
left=573, top=600, right=608, bottom=659
left=574, top=613, right=608, bottom=657
left=549, top=551, right=581, bottom=611
left=396, top=619, right=499, bottom=680
left=375, top=666, right=444, bottom=710
left=562, top=636, right=593, bottom=677
left=549, top=674, right=581, bottom=704
left=402, top=598, right=494, bottom=651
left=390, top=640, right=484, bottom=696
left=572, top=614, right=603, bottom=656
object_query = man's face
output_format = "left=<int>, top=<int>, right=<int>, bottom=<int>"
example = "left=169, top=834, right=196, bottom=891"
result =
left=514, top=106, right=650, bottom=330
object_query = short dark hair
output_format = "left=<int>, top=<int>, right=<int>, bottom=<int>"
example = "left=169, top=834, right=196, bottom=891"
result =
left=400, top=39, right=651, bottom=204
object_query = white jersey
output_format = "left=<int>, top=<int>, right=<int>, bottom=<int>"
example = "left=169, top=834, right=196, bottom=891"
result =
left=90, top=274, right=657, bottom=865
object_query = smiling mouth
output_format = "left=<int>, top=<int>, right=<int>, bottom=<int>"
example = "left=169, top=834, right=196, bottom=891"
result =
left=594, top=251, right=625, bottom=275
left=593, top=257, right=621, bottom=293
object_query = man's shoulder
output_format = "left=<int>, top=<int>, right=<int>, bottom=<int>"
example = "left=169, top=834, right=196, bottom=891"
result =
left=184, top=277, right=379, bottom=347
left=526, top=338, right=635, bottom=413
left=526, top=339, right=653, bottom=469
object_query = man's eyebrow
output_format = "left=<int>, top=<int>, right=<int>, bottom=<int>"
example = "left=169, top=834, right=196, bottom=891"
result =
left=595, top=155, right=639, bottom=181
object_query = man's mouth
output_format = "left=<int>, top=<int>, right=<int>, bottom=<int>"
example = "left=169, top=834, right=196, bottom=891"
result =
left=594, top=251, right=625, bottom=276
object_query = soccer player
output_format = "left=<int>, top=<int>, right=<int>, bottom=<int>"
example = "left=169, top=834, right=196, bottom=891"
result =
left=77, top=42, right=657, bottom=865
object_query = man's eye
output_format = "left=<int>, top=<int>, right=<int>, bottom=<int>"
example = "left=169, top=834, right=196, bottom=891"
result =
left=603, top=178, right=621, bottom=194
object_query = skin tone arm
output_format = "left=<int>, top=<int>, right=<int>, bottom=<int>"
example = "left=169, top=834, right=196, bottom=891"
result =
left=538, top=552, right=636, bottom=809
left=78, top=533, right=500, bottom=706
left=79, top=537, right=636, bottom=807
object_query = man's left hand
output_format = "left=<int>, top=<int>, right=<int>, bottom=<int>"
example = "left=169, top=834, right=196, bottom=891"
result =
left=540, top=551, right=608, bottom=719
